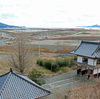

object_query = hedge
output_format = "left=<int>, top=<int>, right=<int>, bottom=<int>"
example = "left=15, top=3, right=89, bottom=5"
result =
left=51, top=62, right=60, bottom=72
left=37, top=57, right=75, bottom=72
left=45, top=60, right=52, bottom=70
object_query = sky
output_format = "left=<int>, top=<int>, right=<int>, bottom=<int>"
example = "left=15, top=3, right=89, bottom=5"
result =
left=0, top=0, right=100, bottom=28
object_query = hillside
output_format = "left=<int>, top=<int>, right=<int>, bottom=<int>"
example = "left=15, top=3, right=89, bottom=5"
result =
left=77, top=24, right=100, bottom=28
left=0, top=22, right=26, bottom=28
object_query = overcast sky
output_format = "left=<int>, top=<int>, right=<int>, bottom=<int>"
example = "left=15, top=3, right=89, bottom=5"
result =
left=0, top=0, right=100, bottom=28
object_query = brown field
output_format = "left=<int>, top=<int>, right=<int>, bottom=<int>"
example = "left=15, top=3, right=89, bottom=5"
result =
left=0, top=28, right=100, bottom=75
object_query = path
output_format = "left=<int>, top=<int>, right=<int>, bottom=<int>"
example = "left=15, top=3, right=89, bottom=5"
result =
left=42, top=70, right=95, bottom=99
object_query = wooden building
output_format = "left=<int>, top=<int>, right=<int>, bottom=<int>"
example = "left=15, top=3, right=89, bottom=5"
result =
left=69, top=41, right=100, bottom=79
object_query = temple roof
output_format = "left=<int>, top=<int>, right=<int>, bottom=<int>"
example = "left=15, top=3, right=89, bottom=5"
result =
left=69, top=41, right=100, bottom=58
left=0, top=68, right=51, bottom=99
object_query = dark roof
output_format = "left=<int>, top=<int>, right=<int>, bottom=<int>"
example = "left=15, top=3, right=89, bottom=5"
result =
left=69, top=41, right=100, bottom=58
left=0, top=68, right=51, bottom=99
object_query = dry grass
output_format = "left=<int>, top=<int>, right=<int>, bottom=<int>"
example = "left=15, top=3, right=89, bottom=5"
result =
left=0, top=60, right=10, bottom=75
left=0, top=52, right=57, bottom=75
left=67, top=80, right=100, bottom=99
left=42, top=80, right=100, bottom=99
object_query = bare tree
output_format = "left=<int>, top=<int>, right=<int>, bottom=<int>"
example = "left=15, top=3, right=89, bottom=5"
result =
left=6, top=33, right=34, bottom=73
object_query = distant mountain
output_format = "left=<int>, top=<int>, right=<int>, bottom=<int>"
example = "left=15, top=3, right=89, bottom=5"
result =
left=77, top=24, right=100, bottom=28
left=0, top=22, right=26, bottom=28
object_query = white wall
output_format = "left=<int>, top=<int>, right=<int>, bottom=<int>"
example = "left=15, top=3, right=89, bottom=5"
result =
left=93, top=69, right=97, bottom=74
left=94, top=59, right=97, bottom=66
left=88, top=59, right=94, bottom=66
left=93, top=68, right=100, bottom=74
left=77, top=56, right=82, bottom=63
left=88, top=59, right=97, bottom=66
left=98, top=68, right=100, bottom=73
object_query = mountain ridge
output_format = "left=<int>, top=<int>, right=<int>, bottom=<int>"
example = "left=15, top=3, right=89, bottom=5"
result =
left=77, top=24, right=100, bottom=28
left=0, top=22, right=26, bottom=28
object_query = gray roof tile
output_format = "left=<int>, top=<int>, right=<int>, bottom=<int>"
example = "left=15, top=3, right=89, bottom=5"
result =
left=69, top=41, right=100, bottom=58
left=0, top=69, right=51, bottom=99
left=0, top=72, right=9, bottom=90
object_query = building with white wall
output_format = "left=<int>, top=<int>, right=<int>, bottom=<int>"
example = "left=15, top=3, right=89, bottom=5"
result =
left=69, top=41, right=100, bottom=79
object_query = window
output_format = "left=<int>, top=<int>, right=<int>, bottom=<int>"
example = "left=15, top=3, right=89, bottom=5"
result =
left=83, top=58, right=88, bottom=63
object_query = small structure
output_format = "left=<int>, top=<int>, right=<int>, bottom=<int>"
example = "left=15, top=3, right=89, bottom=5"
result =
left=69, top=41, right=100, bottom=79
left=0, top=68, right=51, bottom=99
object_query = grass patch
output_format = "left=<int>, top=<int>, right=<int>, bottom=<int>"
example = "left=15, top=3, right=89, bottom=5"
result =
left=42, top=68, right=51, bottom=74
left=57, top=67, right=69, bottom=74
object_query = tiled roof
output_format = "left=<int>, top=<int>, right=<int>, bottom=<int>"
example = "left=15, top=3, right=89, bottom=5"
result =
left=0, top=68, right=51, bottom=99
left=0, top=72, right=9, bottom=90
left=69, top=41, right=100, bottom=58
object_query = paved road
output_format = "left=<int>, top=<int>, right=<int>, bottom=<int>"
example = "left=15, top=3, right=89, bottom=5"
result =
left=42, top=70, right=95, bottom=99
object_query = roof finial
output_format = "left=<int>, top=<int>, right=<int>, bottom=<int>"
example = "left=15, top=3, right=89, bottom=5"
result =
left=10, top=68, right=12, bottom=72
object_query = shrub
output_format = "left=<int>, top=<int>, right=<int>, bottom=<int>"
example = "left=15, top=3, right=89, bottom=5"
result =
left=39, top=59, right=43, bottom=66
left=69, top=57, right=74, bottom=68
left=57, top=70, right=63, bottom=74
left=70, top=57, right=74, bottom=65
left=60, top=67, right=69, bottom=73
left=28, top=69, right=46, bottom=85
left=55, top=58, right=65, bottom=67
left=57, top=67, right=69, bottom=74
left=37, top=58, right=40, bottom=64
left=41, top=59, right=46, bottom=67
left=74, top=55, right=77, bottom=60
left=45, top=60, right=52, bottom=70
left=64, top=57, right=70, bottom=67
left=37, top=79, right=46, bottom=86
left=37, top=58, right=42, bottom=66
left=51, top=62, right=60, bottom=72
left=37, top=59, right=45, bottom=67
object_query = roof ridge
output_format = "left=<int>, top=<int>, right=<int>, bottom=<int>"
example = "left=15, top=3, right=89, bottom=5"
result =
left=69, top=40, right=100, bottom=58
left=91, top=42, right=100, bottom=56
left=12, top=72, right=51, bottom=94
left=82, top=41, right=99, bottom=44
left=0, top=72, right=12, bottom=94
left=0, top=72, right=10, bottom=77
left=74, top=40, right=82, bottom=52
left=74, top=41, right=99, bottom=53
